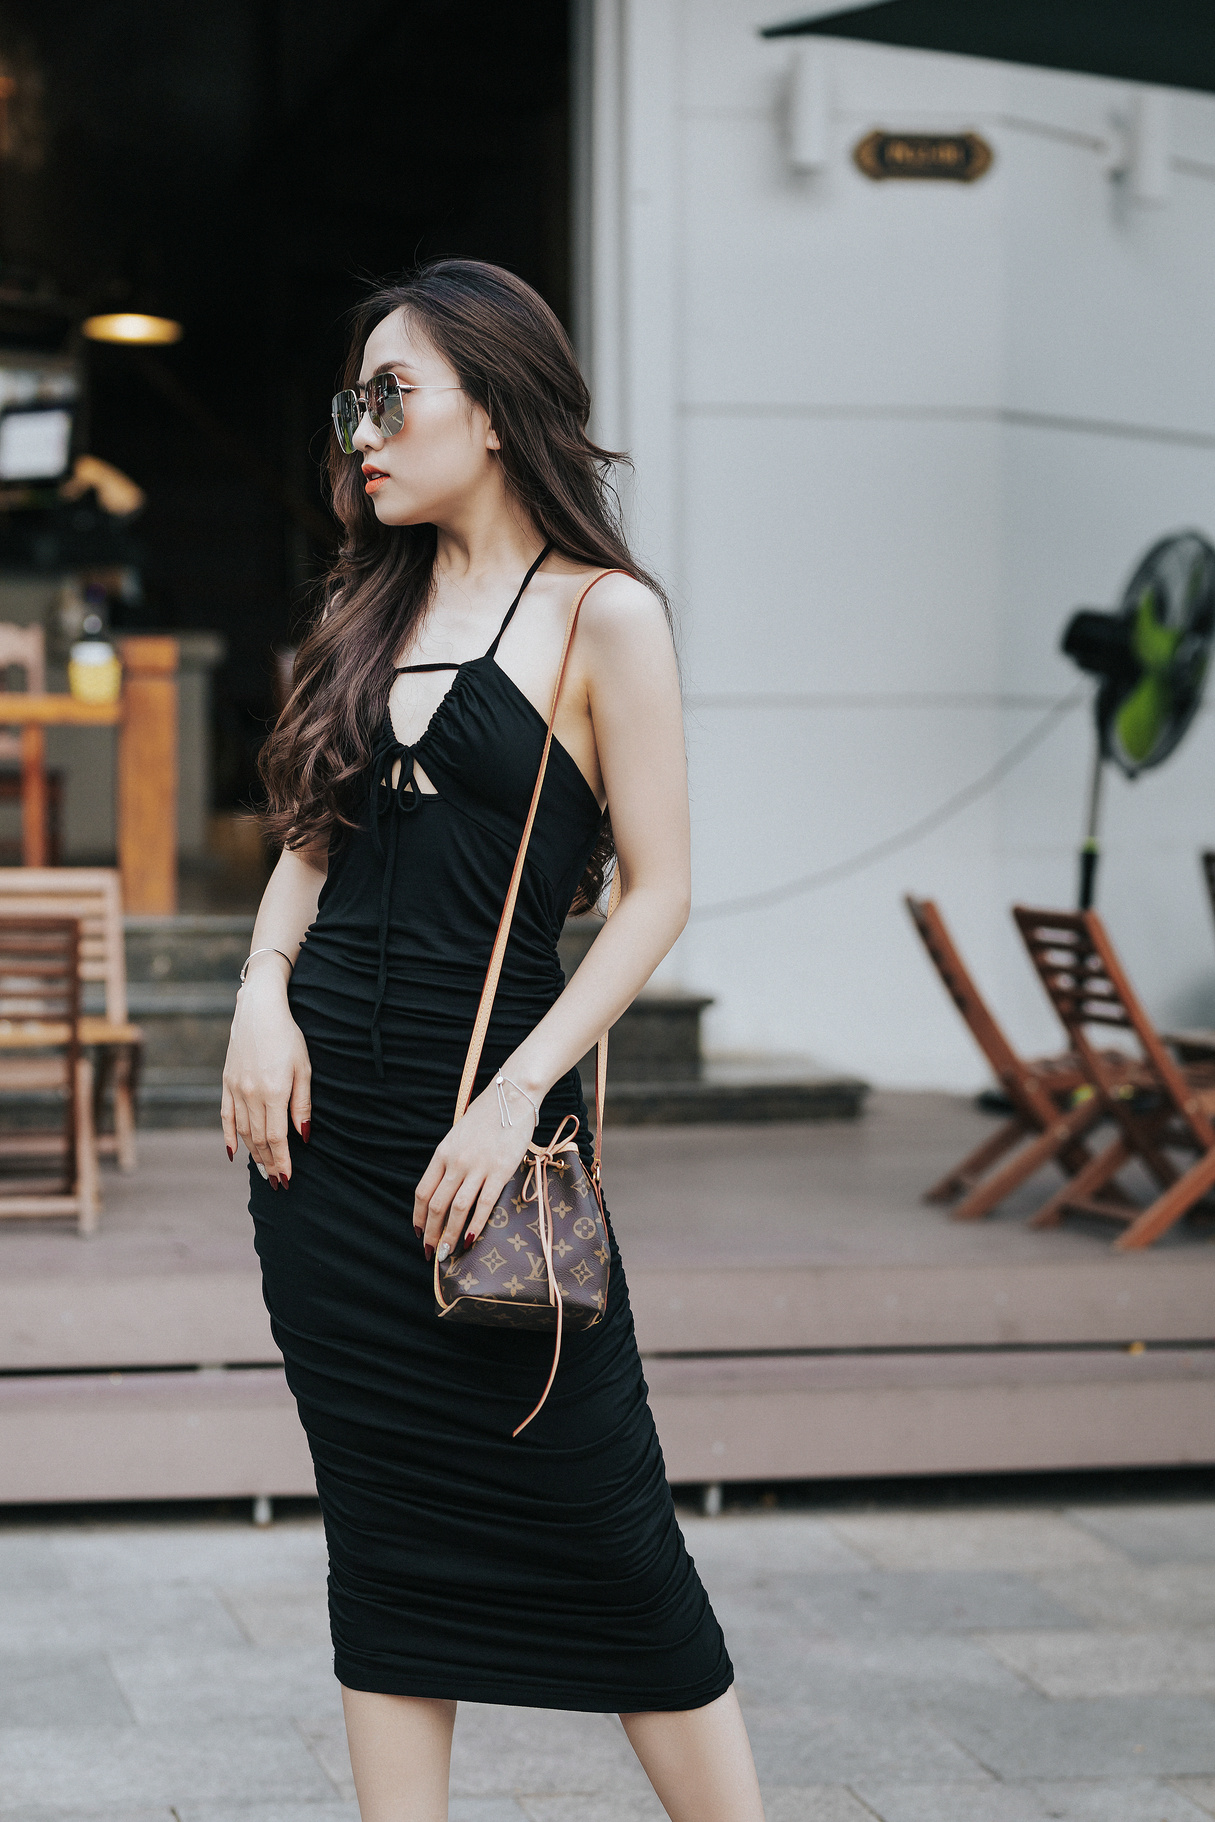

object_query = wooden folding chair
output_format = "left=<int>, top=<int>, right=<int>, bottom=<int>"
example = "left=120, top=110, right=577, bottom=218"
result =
left=1013, top=905, right=1215, bottom=1249
left=0, top=870, right=142, bottom=1170
left=0, top=915, right=100, bottom=1234
left=905, top=896, right=1110, bottom=1220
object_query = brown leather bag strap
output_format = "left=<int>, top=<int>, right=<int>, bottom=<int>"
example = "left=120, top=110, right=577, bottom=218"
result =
left=453, top=568, right=627, bottom=1126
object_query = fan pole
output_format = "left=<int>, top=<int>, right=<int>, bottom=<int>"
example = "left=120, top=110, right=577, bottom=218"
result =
left=1078, top=734, right=1105, bottom=910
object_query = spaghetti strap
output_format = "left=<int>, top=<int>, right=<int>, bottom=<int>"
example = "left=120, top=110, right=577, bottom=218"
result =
left=484, top=540, right=554, bottom=660
left=394, top=540, right=554, bottom=675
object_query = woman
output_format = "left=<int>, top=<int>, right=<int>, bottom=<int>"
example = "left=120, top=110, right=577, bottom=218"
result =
left=223, top=260, right=764, bottom=1822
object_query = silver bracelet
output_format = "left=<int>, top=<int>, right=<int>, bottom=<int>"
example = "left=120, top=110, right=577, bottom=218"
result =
left=494, top=1070, right=539, bottom=1129
left=239, top=947, right=295, bottom=986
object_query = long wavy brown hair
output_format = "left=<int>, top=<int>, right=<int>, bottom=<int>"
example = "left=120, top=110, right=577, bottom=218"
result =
left=259, top=259, right=668, bottom=912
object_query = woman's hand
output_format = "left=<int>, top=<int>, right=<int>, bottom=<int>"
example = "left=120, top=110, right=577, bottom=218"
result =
left=413, top=1078, right=538, bottom=1261
left=221, top=960, right=312, bottom=1187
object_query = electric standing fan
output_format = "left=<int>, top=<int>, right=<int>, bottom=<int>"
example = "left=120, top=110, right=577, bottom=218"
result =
left=1061, top=530, right=1215, bottom=907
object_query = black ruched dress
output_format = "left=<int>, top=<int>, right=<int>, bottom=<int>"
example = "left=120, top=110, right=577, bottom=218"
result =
left=250, top=558, right=733, bottom=1712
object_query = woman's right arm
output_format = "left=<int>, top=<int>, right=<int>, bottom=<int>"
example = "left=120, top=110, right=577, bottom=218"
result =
left=221, top=843, right=328, bottom=1186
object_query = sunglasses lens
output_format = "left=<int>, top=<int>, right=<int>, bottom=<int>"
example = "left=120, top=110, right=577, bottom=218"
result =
left=368, top=373, right=406, bottom=439
left=331, top=389, right=361, bottom=455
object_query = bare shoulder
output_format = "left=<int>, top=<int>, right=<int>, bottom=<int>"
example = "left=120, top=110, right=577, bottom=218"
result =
left=571, top=567, right=671, bottom=656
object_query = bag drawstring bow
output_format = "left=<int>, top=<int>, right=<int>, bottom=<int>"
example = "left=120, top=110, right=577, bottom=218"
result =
left=511, top=1113, right=582, bottom=1436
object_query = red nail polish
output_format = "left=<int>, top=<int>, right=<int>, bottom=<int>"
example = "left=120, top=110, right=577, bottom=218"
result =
left=424, top=1243, right=435, bottom=1264
left=414, top=1225, right=424, bottom=1241
left=464, top=1230, right=476, bottom=1250
left=301, top=1120, right=311, bottom=1143
left=269, top=1175, right=279, bottom=1190
left=226, top=1146, right=234, bottom=1162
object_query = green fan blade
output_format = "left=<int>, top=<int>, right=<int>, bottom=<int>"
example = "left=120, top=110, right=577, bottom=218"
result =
left=1130, top=588, right=1182, bottom=670
left=1115, top=672, right=1170, bottom=762
left=1113, top=590, right=1185, bottom=763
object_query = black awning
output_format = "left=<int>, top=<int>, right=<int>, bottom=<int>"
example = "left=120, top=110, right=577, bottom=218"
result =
left=761, top=3, right=1215, bottom=98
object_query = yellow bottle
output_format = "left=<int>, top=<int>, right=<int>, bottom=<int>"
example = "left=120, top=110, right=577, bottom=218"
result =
left=68, top=639, right=122, bottom=705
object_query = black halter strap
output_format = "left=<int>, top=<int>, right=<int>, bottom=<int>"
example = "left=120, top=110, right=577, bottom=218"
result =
left=392, top=541, right=554, bottom=674
left=484, top=540, right=553, bottom=659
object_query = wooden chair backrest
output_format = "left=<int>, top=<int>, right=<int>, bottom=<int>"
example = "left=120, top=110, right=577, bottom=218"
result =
left=1013, top=904, right=1215, bottom=1150
left=0, top=916, right=81, bottom=1188
left=905, top=895, right=1056, bottom=1125
left=0, top=869, right=127, bottom=1023
left=0, top=622, right=46, bottom=693
left=0, top=914, right=80, bottom=1031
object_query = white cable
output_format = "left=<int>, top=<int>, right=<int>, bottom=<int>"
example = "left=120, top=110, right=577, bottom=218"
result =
left=689, top=689, right=1086, bottom=922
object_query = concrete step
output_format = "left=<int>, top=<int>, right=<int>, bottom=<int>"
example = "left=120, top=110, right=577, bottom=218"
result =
left=128, top=978, right=715, bottom=1087
left=604, top=1067, right=868, bottom=1124
left=581, top=992, right=713, bottom=1082
left=137, top=1067, right=225, bottom=1128
left=125, top=917, right=711, bottom=1084
left=0, top=1367, right=316, bottom=1505
left=120, top=916, right=250, bottom=1113
left=125, top=914, right=255, bottom=984
left=134, top=1064, right=869, bottom=1129
left=122, top=914, right=867, bottom=1129
left=3, top=1346, right=1212, bottom=1504
left=645, top=1344, right=1215, bottom=1485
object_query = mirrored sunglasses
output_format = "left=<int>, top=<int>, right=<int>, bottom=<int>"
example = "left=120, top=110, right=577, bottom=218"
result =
left=331, top=372, right=407, bottom=454
left=330, top=373, right=460, bottom=455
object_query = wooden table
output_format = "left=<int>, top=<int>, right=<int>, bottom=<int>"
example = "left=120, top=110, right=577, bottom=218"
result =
left=0, top=637, right=180, bottom=914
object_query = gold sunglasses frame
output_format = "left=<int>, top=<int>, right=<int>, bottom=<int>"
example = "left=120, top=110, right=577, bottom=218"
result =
left=331, top=372, right=461, bottom=454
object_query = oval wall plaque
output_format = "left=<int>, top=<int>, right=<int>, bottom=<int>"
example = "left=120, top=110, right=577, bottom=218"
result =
left=854, top=130, right=994, bottom=183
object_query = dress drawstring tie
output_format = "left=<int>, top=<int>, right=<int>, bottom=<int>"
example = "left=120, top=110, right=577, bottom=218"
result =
left=369, top=726, right=421, bottom=1077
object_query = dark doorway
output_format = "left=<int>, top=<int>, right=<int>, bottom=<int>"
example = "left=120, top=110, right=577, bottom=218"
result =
left=0, top=0, right=572, bottom=810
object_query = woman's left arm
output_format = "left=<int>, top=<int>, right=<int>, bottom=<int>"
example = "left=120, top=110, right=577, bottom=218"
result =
left=415, top=575, right=689, bottom=1258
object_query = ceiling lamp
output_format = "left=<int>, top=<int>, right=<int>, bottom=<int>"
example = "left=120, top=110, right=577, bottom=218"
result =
left=82, top=313, right=183, bottom=346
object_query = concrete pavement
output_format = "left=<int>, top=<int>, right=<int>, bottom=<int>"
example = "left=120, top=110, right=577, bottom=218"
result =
left=1, top=1493, right=1214, bottom=1819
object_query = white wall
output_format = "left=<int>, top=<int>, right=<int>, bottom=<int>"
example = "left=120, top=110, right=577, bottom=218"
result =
left=585, top=0, right=1215, bottom=1087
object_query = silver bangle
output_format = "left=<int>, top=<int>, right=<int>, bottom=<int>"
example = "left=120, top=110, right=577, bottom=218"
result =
left=494, top=1070, right=539, bottom=1129
left=239, top=947, right=295, bottom=985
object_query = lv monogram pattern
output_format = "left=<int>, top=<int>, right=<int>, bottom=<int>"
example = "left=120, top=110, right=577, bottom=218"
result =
left=435, top=1141, right=610, bottom=1333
